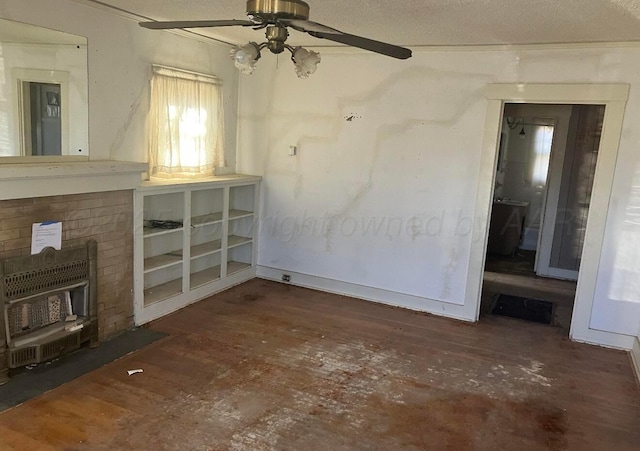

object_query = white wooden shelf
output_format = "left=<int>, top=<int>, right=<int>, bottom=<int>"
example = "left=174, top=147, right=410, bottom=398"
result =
left=144, top=277, right=182, bottom=306
left=192, top=212, right=223, bottom=227
left=227, top=235, right=252, bottom=249
left=229, top=209, right=253, bottom=220
left=143, top=226, right=183, bottom=238
left=189, top=240, right=222, bottom=259
left=144, top=252, right=182, bottom=273
left=191, top=266, right=221, bottom=289
left=135, top=176, right=260, bottom=325
left=227, top=261, right=252, bottom=275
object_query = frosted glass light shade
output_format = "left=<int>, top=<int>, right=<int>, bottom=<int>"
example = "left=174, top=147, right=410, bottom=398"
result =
left=230, top=42, right=260, bottom=75
left=292, top=47, right=321, bottom=79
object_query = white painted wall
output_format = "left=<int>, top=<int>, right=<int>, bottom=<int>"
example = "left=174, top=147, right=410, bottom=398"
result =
left=0, top=0, right=238, bottom=172
left=0, top=42, right=88, bottom=156
left=237, top=45, right=640, bottom=341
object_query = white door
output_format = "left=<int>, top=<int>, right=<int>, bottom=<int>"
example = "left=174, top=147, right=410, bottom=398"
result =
left=535, top=105, right=605, bottom=281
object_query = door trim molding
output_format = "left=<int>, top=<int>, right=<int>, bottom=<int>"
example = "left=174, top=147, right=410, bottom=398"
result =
left=484, top=84, right=630, bottom=103
left=467, top=83, right=630, bottom=348
left=631, top=336, right=640, bottom=384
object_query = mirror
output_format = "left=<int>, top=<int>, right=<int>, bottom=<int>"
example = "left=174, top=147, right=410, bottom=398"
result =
left=0, top=17, right=88, bottom=158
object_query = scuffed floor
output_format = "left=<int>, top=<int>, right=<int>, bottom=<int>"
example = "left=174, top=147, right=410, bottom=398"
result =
left=0, top=279, right=638, bottom=450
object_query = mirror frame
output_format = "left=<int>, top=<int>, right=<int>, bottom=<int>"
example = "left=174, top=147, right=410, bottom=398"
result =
left=0, top=17, right=89, bottom=162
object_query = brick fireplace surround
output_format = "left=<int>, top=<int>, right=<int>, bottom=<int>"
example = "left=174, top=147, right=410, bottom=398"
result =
left=0, top=190, right=134, bottom=341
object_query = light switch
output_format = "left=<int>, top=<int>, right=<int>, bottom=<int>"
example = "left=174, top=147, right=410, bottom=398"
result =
left=289, top=145, right=297, bottom=156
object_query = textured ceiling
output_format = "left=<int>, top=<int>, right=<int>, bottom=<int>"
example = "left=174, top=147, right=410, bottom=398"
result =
left=81, top=0, right=640, bottom=47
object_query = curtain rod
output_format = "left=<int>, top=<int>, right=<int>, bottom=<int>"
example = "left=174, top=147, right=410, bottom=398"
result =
left=152, top=64, right=221, bottom=85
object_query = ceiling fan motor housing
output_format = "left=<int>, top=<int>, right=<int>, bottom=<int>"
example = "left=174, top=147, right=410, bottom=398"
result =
left=246, top=0, right=310, bottom=21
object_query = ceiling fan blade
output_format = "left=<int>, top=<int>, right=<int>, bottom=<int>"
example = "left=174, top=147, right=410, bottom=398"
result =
left=279, top=19, right=341, bottom=35
left=309, top=31, right=412, bottom=60
left=139, top=20, right=255, bottom=30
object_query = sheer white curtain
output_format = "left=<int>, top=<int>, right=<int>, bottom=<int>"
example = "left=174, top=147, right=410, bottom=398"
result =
left=149, top=66, right=225, bottom=178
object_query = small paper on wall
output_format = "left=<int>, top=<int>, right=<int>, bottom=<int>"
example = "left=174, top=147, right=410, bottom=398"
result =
left=31, top=221, right=62, bottom=255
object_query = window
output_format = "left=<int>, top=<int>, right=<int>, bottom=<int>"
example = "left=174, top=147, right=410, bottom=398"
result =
left=148, top=66, right=225, bottom=178
left=531, top=124, right=554, bottom=186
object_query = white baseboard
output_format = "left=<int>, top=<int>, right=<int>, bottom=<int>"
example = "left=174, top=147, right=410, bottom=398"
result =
left=570, top=327, right=636, bottom=351
left=258, top=265, right=638, bottom=352
left=257, top=265, right=476, bottom=322
left=631, top=336, right=640, bottom=385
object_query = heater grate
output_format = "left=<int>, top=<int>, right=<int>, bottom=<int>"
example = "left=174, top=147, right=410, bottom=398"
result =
left=1, top=240, right=98, bottom=383
left=3, top=260, right=88, bottom=301
left=6, top=294, right=72, bottom=339
left=11, top=347, right=37, bottom=367
left=41, top=334, right=80, bottom=361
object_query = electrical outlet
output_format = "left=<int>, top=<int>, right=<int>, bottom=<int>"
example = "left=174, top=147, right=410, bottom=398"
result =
left=282, top=274, right=291, bottom=282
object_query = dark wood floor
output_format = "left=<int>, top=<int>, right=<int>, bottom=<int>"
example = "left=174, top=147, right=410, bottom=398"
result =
left=0, top=279, right=638, bottom=450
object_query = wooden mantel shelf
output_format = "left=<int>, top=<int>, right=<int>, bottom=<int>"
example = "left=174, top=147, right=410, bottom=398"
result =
left=0, top=160, right=147, bottom=200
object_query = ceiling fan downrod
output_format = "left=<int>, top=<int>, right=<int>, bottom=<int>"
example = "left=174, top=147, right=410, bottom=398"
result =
left=265, top=25, right=289, bottom=54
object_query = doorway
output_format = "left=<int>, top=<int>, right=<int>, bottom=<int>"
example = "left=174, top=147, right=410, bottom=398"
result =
left=465, top=83, right=629, bottom=347
left=22, top=82, right=63, bottom=156
left=482, top=103, right=605, bottom=329
left=13, top=68, right=69, bottom=157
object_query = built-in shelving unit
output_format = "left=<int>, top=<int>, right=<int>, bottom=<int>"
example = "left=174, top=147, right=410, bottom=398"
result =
left=227, top=184, right=256, bottom=276
left=141, top=191, right=184, bottom=305
left=134, top=176, right=260, bottom=325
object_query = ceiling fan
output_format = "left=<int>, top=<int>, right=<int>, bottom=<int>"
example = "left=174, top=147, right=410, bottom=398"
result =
left=139, top=0, right=412, bottom=78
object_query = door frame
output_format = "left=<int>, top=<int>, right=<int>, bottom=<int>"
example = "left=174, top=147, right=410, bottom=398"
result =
left=12, top=68, right=70, bottom=156
left=465, top=83, right=629, bottom=348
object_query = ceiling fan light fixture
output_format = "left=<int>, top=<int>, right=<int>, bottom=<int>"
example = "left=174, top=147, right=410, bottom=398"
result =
left=142, top=0, right=412, bottom=79
left=230, top=42, right=261, bottom=74
left=292, top=46, right=320, bottom=78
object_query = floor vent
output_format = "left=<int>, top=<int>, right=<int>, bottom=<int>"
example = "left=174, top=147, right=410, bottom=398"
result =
left=490, top=294, right=554, bottom=325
